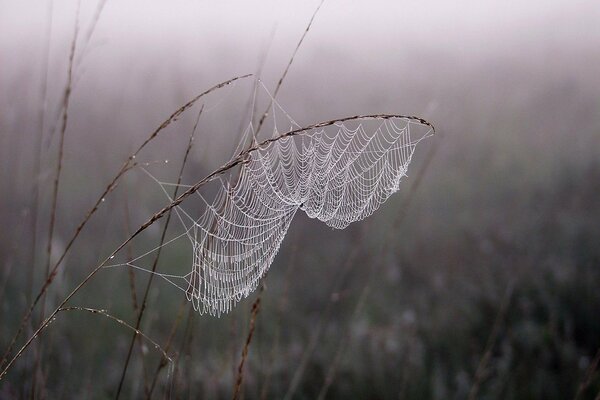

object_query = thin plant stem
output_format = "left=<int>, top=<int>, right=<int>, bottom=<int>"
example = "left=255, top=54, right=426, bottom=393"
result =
left=58, top=307, right=170, bottom=362
left=40, top=0, right=79, bottom=323
left=28, top=0, right=54, bottom=305
left=123, top=196, right=139, bottom=313
left=232, top=286, right=263, bottom=400
left=122, top=194, right=152, bottom=396
left=255, top=0, right=326, bottom=136
left=44, top=0, right=108, bottom=148
left=33, top=6, right=79, bottom=397
left=115, top=105, right=203, bottom=399
left=146, top=297, right=188, bottom=399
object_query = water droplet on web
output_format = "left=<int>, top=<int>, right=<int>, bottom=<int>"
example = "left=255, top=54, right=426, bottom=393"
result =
left=165, top=159, right=169, bottom=164
left=110, top=255, right=115, bottom=259
left=101, top=198, right=105, bottom=202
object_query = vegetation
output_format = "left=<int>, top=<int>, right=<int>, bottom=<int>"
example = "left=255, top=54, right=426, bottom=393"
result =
left=0, top=1, right=599, bottom=399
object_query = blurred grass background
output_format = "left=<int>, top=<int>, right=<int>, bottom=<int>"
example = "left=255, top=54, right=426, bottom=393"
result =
left=1, top=0, right=599, bottom=398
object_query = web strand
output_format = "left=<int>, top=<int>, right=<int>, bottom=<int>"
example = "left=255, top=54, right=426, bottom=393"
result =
left=118, top=103, right=432, bottom=316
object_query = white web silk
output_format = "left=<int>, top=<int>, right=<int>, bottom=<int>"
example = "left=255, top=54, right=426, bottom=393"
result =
left=180, top=117, right=431, bottom=315
left=105, top=113, right=433, bottom=316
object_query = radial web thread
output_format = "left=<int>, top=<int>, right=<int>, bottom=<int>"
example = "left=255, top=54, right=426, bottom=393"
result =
left=105, top=101, right=433, bottom=316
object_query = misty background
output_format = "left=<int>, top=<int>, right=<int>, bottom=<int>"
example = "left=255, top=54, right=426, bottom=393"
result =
left=1, top=1, right=599, bottom=399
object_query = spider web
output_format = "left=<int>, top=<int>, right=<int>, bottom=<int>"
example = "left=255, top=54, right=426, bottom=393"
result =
left=105, top=90, right=433, bottom=316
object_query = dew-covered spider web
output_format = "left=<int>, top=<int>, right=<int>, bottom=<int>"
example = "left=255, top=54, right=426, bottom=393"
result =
left=104, top=87, right=433, bottom=316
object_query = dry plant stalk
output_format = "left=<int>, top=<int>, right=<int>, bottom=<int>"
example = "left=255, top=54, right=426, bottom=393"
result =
left=28, top=0, right=54, bottom=304
left=33, top=8, right=79, bottom=397
left=57, top=307, right=171, bottom=363
left=40, top=0, right=79, bottom=324
left=115, top=105, right=204, bottom=399
left=232, top=288, right=263, bottom=400
left=255, top=0, right=326, bottom=135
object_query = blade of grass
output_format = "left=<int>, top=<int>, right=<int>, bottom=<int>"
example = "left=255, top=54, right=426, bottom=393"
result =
left=39, top=0, right=79, bottom=323
left=32, top=6, right=79, bottom=397
left=44, top=0, right=108, bottom=149
left=28, top=0, right=54, bottom=305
